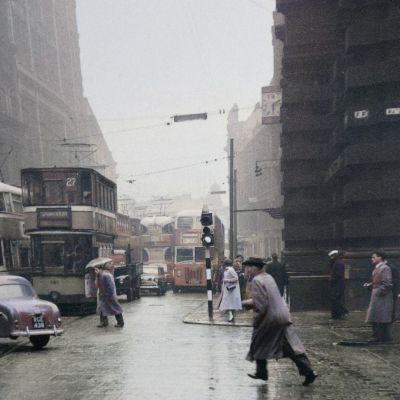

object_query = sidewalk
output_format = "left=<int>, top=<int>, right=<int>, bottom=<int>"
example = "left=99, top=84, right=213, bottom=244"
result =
left=183, top=300, right=400, bottom=344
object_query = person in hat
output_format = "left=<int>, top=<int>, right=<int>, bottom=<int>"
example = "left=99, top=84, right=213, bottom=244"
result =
left=266, top=253, right=288, bottom=297
left=364, top=250, right=393, bottom=342
left=328, top=250, right=349, bottom=320
left=242, top=257, right=317, bottom=386
left=218, top=259, right=242, bottom=322
left=95, top=262, right=124, bottom=328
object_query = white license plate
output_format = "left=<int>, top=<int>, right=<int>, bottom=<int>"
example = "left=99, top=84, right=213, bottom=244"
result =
left=32, top=315, right=45, bottom=329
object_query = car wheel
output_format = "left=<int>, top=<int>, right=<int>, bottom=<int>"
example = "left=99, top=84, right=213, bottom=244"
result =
left=30, top=335, right=50, bottom=350
left=127, top=288, right=133, bottom=302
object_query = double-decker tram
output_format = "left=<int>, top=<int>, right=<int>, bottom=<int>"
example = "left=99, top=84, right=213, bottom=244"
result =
left=173, top=210, right=224, bottom=292
left=0, top=182, right=29, bottom=273
left=21, top=167, right=117, bottom=313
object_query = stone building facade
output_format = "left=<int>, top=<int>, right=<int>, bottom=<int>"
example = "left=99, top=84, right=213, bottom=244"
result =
left=226, top=11, right=284, bottom=259
left=277, top=0, right=400, bottom=309
left=0, top=0, right=116, bottom=185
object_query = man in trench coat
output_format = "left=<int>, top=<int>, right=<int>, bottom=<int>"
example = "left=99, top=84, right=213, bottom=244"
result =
left=365, top=251, right=393, bottom=342
left=242, top=257, right=317, bottom=386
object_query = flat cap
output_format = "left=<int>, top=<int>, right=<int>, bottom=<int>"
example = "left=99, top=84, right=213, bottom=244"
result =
left=242, top=257, right=266, bottom=269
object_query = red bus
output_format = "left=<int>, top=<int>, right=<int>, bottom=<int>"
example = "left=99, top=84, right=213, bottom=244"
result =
left=173, top=210, right=224, bottom=292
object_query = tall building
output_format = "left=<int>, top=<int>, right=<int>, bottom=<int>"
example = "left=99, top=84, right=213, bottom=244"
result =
left=277, top=0, right=400, bottom=309
left=0, top=0, right=116, bottom=184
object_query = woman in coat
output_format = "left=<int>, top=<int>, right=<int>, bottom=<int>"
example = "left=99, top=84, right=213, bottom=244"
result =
left=365, top=251, right=393, bottom=342
left=95, top=262, right=124, bottom=328
left=218, top=259, right=242, bottom=322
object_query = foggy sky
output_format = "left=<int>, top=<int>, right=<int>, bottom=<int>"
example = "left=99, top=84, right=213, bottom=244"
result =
left=76, top=0, right=274, bottom=204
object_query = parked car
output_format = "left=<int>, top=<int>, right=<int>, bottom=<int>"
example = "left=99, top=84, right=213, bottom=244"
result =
left=114, top=263, right=142, bottom=302
left=0, top=275, right=63, bottom=349
left=140, top=264, right=167, bottom=296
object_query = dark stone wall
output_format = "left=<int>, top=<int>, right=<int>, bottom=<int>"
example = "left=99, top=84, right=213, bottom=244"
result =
left=278, top=0, right=400, bottom=309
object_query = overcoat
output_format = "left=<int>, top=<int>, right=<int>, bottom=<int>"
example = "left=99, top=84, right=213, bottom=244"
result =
left=247, top=272, right=305, bottom=361
left=366, top=262, right=393, bottom=324
left=218, top=266, right=242, bottom=311
left=96, top=270, right=123, bottom=316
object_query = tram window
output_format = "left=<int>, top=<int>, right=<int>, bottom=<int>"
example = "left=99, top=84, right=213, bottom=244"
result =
left=42, top=242, right=64, bottom=269
left=177, top=217, right=193, bottom=230
left=195, top=247, right=206, bottom=262
left=81, top=172, right=92, bottom=205
left=0, top=194, right=5, bottom=212
left=176, top=248, right=193, bottom=263
left=11, top=194, right=23, bottom=213
left=43, top=180, right=64, bottom=204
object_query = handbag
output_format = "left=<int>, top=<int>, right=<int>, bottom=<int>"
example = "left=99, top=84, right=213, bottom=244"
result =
left=226, top=284, right=236, bottom=292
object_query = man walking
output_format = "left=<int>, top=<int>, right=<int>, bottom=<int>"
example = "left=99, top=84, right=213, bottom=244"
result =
left=364, top=251, right=393, bottom=342
left=242, top=257, right=317, bottom=386
left=328, top=250, right=348, bottom=320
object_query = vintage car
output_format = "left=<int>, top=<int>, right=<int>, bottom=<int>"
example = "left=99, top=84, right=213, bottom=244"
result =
left=114, top=263, right=142, bottom=302
left=140, top=264, right=167, bottom=296
left=0, top=275, right=63, bottom=349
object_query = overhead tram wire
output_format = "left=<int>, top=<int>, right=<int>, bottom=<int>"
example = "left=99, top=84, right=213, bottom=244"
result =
left=124, top=156, right=228, bottom=180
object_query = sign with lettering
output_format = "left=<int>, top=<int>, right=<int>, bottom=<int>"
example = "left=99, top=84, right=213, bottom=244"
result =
left=354, top=110, right=369, bottom=119
left=386, top=107, right=400, bottom=115
left=37, top=208, right=72, bottom=228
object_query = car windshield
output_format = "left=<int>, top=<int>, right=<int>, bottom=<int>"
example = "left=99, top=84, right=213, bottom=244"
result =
left=0, top=284, right=35, bottom=299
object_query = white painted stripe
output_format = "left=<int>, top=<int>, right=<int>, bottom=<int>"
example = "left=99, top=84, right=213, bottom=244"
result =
left=207, top=290, right=213, bottom=301
left=206, top=269, right=211, bottom=280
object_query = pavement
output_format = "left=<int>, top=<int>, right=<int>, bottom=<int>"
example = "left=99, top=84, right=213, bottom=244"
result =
left=0, top=293, right=400, bottom=400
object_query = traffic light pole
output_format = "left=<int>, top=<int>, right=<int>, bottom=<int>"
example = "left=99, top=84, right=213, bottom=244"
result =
left=205, top=247, right=213, bottom=321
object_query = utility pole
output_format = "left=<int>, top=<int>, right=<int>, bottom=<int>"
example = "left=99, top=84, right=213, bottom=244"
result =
left=233, top=168, right=237, bottom=258
left=229, top=138, right=235, bottom=260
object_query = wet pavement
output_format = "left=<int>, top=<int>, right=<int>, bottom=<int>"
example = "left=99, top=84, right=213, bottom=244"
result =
left=0, top=292, right=400, bottom=400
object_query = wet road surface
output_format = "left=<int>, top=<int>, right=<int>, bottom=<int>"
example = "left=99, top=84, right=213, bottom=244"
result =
left=0, top=292, right=400, bottom=400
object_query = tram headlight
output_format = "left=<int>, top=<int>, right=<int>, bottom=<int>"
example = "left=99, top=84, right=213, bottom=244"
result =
left=50, top=291, right=60, bottom=302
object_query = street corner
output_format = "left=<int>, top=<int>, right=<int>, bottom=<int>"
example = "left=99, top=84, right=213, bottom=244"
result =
left=183, top=301, right=253, bottom=327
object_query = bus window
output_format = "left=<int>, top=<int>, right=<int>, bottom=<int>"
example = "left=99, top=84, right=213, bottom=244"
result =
left=176, top=247, right=193, bottom=263
left=0, top=193, right=13, bottom=212
left=195, top=247, right=206, bottom=262
left=11, top=194, right=23, bottom=213
left=177, top=217, right=193, bottom=230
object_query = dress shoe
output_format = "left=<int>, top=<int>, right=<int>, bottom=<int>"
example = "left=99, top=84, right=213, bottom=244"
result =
left=114, top=323, right=124, bottom=328
left=228, top=316, right=235, bottom=323
left=247, top=373, right=268, bottom=381
left=302, top=371, right=318, bottom=386
left=97, top=324, right=108, bottom=328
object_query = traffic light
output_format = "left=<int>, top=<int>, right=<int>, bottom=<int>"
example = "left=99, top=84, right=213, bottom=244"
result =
left=202, top=226, right=214, bottom=247
left=200, top=210, right=214, bottom=247
left=200, top=211, right=213, bottom=226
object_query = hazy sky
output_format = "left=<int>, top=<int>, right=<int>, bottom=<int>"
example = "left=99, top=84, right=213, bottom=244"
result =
left=76, top=0, right=274, bottom=203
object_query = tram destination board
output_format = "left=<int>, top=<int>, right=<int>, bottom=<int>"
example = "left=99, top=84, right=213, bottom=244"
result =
left=37, top=207, right=72, bottom=228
